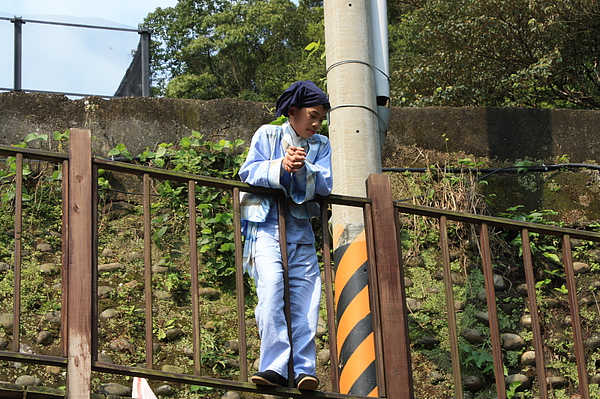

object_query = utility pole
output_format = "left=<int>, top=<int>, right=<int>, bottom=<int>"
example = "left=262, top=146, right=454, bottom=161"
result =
left=324, top=1, right=381, bottom=396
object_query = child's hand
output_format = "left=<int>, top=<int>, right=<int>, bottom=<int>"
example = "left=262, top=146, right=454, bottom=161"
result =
left=283, top=146, right=306, bottom=173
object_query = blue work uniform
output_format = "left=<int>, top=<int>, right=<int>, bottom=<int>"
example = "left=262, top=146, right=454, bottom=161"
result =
left=239, top=121, right=333, bottom=380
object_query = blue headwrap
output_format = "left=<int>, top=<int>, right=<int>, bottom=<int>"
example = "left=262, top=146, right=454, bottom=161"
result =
left=275, top=80, right=329, bottom=117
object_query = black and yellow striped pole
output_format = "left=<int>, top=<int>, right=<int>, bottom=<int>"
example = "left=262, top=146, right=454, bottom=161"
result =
left=324, top=0, right=384, bottom=395
left=333, top=228, right=377, bottom=396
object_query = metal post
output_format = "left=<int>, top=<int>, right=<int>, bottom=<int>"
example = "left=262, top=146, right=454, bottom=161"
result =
left=140, top=28, right=151, bottom=97
left=11, top=17, right=24, bottom=92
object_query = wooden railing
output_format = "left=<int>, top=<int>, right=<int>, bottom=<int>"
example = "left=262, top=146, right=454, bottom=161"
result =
left=0, top=129, right=598, bottom=399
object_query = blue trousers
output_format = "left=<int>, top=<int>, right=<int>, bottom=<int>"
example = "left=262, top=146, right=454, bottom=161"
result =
left=250, top=235, right=321, bottom=379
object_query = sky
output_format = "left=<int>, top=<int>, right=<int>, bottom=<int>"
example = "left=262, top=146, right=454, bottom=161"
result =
left=0, top=0, right=179, bottom=97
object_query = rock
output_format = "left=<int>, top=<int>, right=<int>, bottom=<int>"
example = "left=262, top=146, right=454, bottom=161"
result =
left=521, top=351, right=536, bottom=366
left=97, top=382, right=131, bottom=396
left=505, top=374, right=531, bottom=390
left=317, top=349, right=330, bottom=366
left=590, top=374, right=600, bottom=384
left=493, top=274, right=508, bottom=291
left=123, top=280, right=139, bottom=289
left=515, top=283, right=528, bottom=296
left=0, top=262, right=10, bottom=272
left=155, top=385, right=174, bottom=396
left=474, top=311, right=489, bottom=325
left=544, top=297, right=561, bottom=308
left=0, top=337, right=9, bottom=350
left=547, top=376, right=568, bottom=389
left=216, top=307, right=233, bottom=315
left=198, top=287, right=220, bottom=300
left=519, top=314, right=532, bottom=329
left=45, top=365, right=62, bottom=375
left=98, top=262, right=125, bottom=272
left=39, top=263, right=59, bottom=275
left=161, top=365, right=184, bottom=374
left=406, top=298, right=422, bottom=312
left=463, top=375, right=486, bottom=392
left=502, top=333, right=526, bottom=350
left=316, top=316, right=327, bottom=339
left=154, top=290, right=173, bottom=300
left=223, top=340, right=240, bottom=355
left=428, top=371, right=445, bottom=383
left=97, top=286, right=114, bottom=299
left=162, top=328, right=184, bottom=342
left=585, top=333, right=600, bottom=349
left=221, top=391, right=241, bottom=399
left=109, top=338, right=133, bottom=353
left=126, top=251, right=144, bottom=261
left=99, top=309, right=119, bottom=320
left=476, top=289, right=487, bottom=302
left=36, top=242, right=53, bottom=252
left=562, top=316, right=572, bottom=326
left=461, top=328, right=485, bottom=344
left=454, top=300, right=465, bottom=311
left=36, top=331, right=54, bottom=346
left=43, top=311, right=62, bottom=324
left=404, top=276, right=413, bottom=288
left=152, top=265, right=171, bottom=273
left=0, top=313, right=13, bottom=330
left=101, top=248, right=115, bottom=257
left=15, top=375, right=43, bottom=386
left=573, top=261, right=589, bottom=274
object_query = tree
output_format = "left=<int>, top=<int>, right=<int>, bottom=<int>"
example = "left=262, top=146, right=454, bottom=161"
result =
left=143, top=0, right=326, bottom=101
left=389, top=0, right=600, bottom=108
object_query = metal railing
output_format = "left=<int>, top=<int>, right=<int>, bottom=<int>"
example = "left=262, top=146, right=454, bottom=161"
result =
left=0, top=16, right=150, bottom=97
left=0, top=129, right=599, bottom=398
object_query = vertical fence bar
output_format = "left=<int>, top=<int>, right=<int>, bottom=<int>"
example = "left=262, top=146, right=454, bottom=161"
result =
left=520, top=229, right=548, bottom=398
left=439, top=216, right=463, bottom=398
left=363, top=203, right=386, bottom=396
left=60, top=159, right=69, bottom=358
left=188, top=180, right=202, bottom=375
left=321, top=199, right=340, bottom=392
left=91, top=164, right=99, bottom=361
left=479, top=223, right=506, bottom=399
left=143, top=173, right=154, bottom=368
left=66, top=129, right=93, bottom=398
left=366, top=174, right=414, bottom=398
left=12, top=17, right=23, bottom=92
left=277, top=198, right=294, bottom=387
left=562, top=234, right=590, bottom=399
left=139, top=28, right=151, bottom=97
left=12, top=153, right=23, bottom=351
left=232, top=188, right=248, bottom=381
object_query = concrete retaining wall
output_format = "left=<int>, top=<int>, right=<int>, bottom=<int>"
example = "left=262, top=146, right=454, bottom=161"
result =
left=1, top=92, right=599, bottom=164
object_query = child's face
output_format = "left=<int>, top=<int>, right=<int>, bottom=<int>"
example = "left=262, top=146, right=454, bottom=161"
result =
left=288, top=104, right=328, bottom=139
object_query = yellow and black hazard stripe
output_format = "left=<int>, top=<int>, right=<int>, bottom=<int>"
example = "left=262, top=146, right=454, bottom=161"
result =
left=333, top=227, right=378, bottom=397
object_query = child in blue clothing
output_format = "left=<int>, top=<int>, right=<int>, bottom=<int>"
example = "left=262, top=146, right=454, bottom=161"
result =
left=239, top=81, right=332, bottom=390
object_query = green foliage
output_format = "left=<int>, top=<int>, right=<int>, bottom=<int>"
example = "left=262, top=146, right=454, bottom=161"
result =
left=461, top=344, right=494, bottom=374
left=389, top=0, right=600, bottom=108
left=115, top=130, right=247, bottom=286
left=143, top=0, right=326, bottom=100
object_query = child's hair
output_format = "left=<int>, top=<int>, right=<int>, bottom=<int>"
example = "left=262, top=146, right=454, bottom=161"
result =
left=275, top=81, right=330, bottom=117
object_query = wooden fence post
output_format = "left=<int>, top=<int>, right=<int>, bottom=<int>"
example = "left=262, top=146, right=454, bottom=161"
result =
left=366, top=174, right=414, bottom=398
left=66, top=129, right=93, bottom=398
